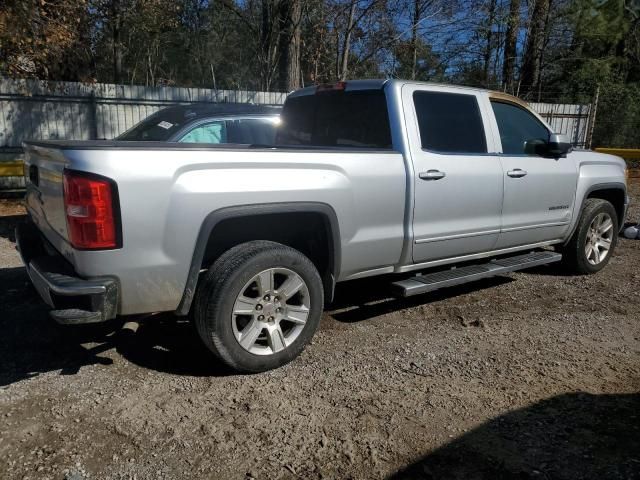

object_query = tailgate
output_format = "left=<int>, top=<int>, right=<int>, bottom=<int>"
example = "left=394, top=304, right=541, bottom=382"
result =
left=23, top=143, right=70, bottom=247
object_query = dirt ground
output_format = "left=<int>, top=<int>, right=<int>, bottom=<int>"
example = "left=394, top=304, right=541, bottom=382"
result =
left=0, top=186, right=639, bottom=480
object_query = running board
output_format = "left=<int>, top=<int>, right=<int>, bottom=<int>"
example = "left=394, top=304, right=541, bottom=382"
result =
left=392, top=251, right=562, bottom=298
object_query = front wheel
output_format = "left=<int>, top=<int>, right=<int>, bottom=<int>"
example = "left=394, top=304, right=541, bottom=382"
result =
left=194, top=241, right=323, bottom=372
left=561, top=198, right=619, bottom=274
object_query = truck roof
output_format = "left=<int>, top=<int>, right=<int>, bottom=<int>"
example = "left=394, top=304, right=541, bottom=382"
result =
left=289, top=79, right=528, bottom=106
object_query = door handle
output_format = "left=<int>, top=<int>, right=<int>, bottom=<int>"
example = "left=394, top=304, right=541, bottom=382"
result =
left=419, top=169, right=446, bottom=180
left=507, top=169, right=528, bottom=178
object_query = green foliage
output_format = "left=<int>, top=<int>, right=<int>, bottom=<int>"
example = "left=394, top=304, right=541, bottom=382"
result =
left=593, top=79, right=640, bottom=148
left=542, top=0, right=640, bottom=147
left=391, top=39, right=443, bottom=81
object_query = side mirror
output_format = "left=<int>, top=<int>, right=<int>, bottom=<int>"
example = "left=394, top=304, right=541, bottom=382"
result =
left=546, top=133, right=572, bottom=158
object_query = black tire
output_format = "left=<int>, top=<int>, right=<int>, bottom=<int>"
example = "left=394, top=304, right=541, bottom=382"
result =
left=193, top=240, right=323, bottom=372
left=561, top=198, right=619, bottom=274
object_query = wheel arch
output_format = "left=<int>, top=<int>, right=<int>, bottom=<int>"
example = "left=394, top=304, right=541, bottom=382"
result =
left=175, top=202, right=341, bottom=315
left=564, top=182, right=627, bottom=245
left=585, top=185, right=627, bottom=227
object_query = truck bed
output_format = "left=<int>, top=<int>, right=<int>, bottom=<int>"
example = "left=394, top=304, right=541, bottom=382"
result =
left=22, top=140, right=408, bottom=315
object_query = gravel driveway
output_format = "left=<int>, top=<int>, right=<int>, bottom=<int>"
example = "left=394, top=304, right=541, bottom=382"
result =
left=0, top=187, right=639, bottom=480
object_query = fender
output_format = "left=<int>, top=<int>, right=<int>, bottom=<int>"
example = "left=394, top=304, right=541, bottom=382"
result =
left=564, top=182, right=628, bottom=245
left=175, top=202, right=341, bottom=316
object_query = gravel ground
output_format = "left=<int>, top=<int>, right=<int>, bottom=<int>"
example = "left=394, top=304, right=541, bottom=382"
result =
left=0, top=186, right=639, bottom=480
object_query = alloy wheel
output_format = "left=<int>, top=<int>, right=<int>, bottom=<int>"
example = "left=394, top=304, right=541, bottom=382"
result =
left=585, top=212, right=614, bottom=265
left=231, top=268, right=310, bottom=355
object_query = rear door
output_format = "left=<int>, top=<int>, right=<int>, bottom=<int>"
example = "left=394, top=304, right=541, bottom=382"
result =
left=487, top=99, right=578, bottom=249
left=402, top=85, right=504, bottom=263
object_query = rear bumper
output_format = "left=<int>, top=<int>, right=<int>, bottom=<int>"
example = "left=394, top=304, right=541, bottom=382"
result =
left=15, top=221, right=119, bottom=324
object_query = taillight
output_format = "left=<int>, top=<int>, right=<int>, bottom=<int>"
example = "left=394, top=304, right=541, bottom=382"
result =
left=63, top=170, right=120, bottom=250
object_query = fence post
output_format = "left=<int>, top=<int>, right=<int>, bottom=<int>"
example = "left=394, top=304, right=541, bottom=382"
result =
left=574, top=104, right=583, bottom=146
left=586, top=85, right=599, bottom=149
left=89, top=91, right=98, bottom=139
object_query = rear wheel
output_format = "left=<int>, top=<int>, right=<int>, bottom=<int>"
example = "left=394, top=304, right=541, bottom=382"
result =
left=194, top=241, right=323, bottom=372
left=561, top=198, right=618, bottom=274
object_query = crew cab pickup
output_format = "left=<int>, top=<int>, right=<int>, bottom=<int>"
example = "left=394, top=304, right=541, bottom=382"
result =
left=17, top=80, right=629, bottom=372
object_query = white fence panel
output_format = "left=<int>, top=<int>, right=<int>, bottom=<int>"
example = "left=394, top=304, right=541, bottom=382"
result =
left=0, top=78, right=287, bottom=146
left=530, top=102, right=592, bottom=147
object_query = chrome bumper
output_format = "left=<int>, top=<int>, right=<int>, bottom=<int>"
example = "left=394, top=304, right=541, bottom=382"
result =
left=15, top=221, right=118, bottom=324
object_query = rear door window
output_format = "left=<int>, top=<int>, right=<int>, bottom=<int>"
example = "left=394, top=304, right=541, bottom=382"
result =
left=413, top=91, right=487, bottom=153
left=277, top=90, right=392, bottom=149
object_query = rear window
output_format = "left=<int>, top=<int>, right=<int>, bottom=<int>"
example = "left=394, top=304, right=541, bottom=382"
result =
left=276, top=90, right=392, bottom=149
left=413, top=91, right=487, bottom=153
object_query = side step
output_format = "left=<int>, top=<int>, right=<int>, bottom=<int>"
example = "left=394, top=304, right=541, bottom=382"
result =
left=392, top=250, right=562, bottom=298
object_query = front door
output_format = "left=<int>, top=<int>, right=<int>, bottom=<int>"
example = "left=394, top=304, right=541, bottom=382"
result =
left=488, top=99, right=579, bottom=249
left=403, top=85, right=504, bottom=263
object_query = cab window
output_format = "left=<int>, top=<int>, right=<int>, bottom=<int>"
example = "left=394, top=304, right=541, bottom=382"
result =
left=490, top=101, right=549, bottom=155
left=277, top=90, right=392, bottom=149
left=413, top=91, right=487, bottom=153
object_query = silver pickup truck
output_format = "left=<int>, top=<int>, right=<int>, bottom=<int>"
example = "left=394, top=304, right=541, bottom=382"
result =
left=17, top=79, right=628, bottom=372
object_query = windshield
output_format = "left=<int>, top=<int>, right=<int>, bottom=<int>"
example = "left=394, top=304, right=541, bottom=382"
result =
left=117, top=109, right=191, bottom=141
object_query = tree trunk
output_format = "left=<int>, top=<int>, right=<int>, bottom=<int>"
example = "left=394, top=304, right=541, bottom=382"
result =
left=536, top=0, right=553, bottom=101
left=520, top=0, right=550, bottom=95
left=277, top=0, right=302, bottom=91
left=339, top=0, right=356, bottom=81
left=311, top=4, right=326, bottom=83
left=112, top=0, right=123, bottom=84
left=147, top=53, right=154, bottom=86
left=411, top=0, right=420, bottom=80
left=260, top=0, right=277, bottom=91
left=482, top=0, right=497, bottom=86
left=287, top=0, right=302, bottom=90
left=335, top=25, right=341, bottom=79
left=502, top=0, right=520, bottom=91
